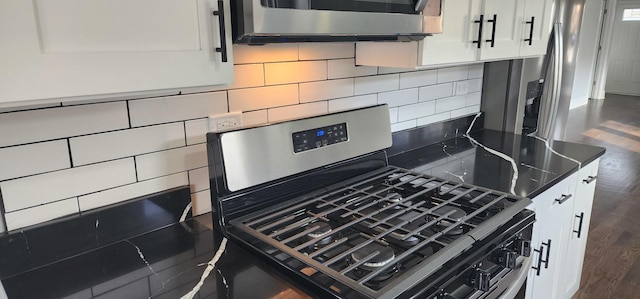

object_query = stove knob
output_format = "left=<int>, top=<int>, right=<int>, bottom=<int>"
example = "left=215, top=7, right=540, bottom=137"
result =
left=497, top=249, right=518, bottom=269
left=470, top=268, right=490, bottom=292
left=514, top=239, right=531, bottom=257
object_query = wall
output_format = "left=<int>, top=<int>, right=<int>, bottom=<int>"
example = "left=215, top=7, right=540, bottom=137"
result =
left=571, top=0, right=606, bottom=109
left=0, top=43, right=483, bottom=232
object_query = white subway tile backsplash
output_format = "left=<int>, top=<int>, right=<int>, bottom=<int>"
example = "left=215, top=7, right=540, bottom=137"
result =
left=228, top=64, right=265, bottom=90
left=391, top=120, right=417, bottom=132
left=233, top=44, right=298, bottom=64
left=264, top=61, right=327, bottom=85
left=5, top=197, right=79, bottom=231
left=355, top=74, right=399, bottom=95
left=468, top=78, right=483, bottom=93
left=437, top=66, right=469, bottom=83
left=0, top=158, right=136, bottom=212
left=400, top=70, right=437, bottom=89
left=469, top=64, right=484, bottom=79
left=466, top=92, right=482, bottom=106
left=378, top=67, right=413, bottom=75
left=268, top=102, right=328, bottom=123
left=228, top=84, right=298, bottom=112
left=242, top=110, right=268, bottom=126
left=185, top=119, right=208, bottom=145
left=450, top=105, right=481, bottom=118
left=135, top=144, right=207, bottom=181
left=78, top=173, right=188, bottom=211
left=328, top=95, right=377, bottom=113
left=328, top=59, right=377, bottom=79
left=435, top=95, right=467, bottom=114
left=419, top=83, right=453, bottom=102
left=70, top=123, right=186, bottom=166
left=417, top=112, right=451, bottom=127
left=0, top=102, right=128, bottom=147
left=398, top=101, right=436, bottom=122
left=188, top=167, right=210, bottom=193
left=0, top=140, right=70, bottom=181
left=389, top=107, right=399, bottom=123
left=129, top=92, right=228, bottom=127
left=191, top=190, right=212, bottom=216
left=0, top=43, right=485, bottom=229
left=378, top=88, right=419, bottom=107
left=299, top=43, right=354, bottom=60
left=300, top=79, right=354, bottom=103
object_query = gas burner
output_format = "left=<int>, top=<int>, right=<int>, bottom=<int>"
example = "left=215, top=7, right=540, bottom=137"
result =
left=385, top=192, right=403, bottom=203
left=429, top=206, right=467, bottom=235
left=306, top=222, right=334, bottom=248
left=379, top=192, right=412, bottom=210
left=348, top=243, right=400, bottom=282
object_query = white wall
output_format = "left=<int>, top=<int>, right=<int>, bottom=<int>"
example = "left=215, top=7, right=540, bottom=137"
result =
left=0, top=43, right=484, bottom=232
left=571, top=0, right=606, bottom=109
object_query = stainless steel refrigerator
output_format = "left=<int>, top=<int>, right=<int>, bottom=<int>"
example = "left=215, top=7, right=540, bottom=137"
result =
left=481, top=0, right=586, bottom=141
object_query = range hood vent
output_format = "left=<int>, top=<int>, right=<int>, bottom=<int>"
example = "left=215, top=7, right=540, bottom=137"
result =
left=231, top=0, right=442, bottom=44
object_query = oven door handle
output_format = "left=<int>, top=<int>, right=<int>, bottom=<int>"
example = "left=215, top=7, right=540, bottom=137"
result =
left=501, top=255, right=533, bottom=298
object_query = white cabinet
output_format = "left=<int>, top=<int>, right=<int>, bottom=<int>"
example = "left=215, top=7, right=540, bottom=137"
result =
left=420, top=0, right=482, bottom=66
left=355, top=0, right=553, bottom=68
left=560, top=159, right=600, bottom=298
left=525, top=172, right=577, bottom=299
left=0, top=0, right=233, bottom=106
left=478, top=0, right=525, bottom=60
left=525, top=158, right=601, bottom=299
left=519, top=0, right=554, bottom=57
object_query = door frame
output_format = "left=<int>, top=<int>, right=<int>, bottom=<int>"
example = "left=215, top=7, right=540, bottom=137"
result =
left=591, top=0, right=617, bottom=100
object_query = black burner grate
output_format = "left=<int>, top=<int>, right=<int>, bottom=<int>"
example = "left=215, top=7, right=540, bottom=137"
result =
left=230, top=166, right=531, bottom=299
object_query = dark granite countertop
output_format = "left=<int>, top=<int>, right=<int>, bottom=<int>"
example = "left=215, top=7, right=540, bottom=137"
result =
left=0, top=117, right=605, bottom=299
left=389, top=129, right=605, bottom=198
left=0, top=188, right=312, bottom=299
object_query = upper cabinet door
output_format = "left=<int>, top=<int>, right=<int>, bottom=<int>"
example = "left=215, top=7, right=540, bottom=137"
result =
left=419, top=0, right=482, bottom=66
left=519, top=0, right=554, bottom=57
left=479, top=0, right=525, bottom=61
left=0, top=0, right=233, bottom=105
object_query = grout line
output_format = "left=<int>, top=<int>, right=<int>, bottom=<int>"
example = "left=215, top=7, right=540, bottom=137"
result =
left=67, top=139, right=74, bottom=168
left=126, top=100, right=132, bottom=129
left=133, top=157, right=139, bottom=182
left=183, top=121, right=188, bottom=146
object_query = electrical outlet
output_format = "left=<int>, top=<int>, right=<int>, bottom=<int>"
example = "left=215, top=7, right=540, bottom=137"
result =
left=455, top=81, right=469, bottom=95
left=208, top=111, right=243, bottom=132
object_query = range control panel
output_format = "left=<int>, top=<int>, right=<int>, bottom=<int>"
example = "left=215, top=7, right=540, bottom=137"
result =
left=292, top=123, right=348, bottom=153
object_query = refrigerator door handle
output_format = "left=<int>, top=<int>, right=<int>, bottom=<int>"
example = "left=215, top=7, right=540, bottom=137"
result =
left=541, top=22, right=564, bottom=139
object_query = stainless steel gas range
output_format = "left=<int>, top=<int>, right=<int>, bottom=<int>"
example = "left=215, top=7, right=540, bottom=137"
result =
left=206, top=105, right=534, bottom=299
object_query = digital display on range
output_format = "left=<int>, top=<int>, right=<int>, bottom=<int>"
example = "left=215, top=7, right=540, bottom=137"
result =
left=292, top=123, right=348, bottom=153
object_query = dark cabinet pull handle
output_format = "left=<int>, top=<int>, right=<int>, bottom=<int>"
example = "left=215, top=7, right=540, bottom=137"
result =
left=541, top=239, right=551, bottom=269
left=532, top=245, right=544, bottom=276
left=472, top=14, right=484, bottom=49
left=212, top=0, right=228, bottom=63
left=524, top=16, right=535, bottom=45
left=583, top=176, right=597, bottom=184
left=531, top=240, right=551, bottom=275
left=574, top=212, right=585, bottom=238
left=486, top=14, right=497, bottom=47
left=555, top=194, right=572, bottom=204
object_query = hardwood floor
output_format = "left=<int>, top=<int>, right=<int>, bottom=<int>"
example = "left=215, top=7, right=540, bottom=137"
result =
left=564, top=94, right=640, bottom=299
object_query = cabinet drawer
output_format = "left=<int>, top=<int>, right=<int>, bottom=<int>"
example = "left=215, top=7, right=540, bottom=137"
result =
left=527, top=172, right=578, bottom=213
left=578, top=160, right=600, bottom=184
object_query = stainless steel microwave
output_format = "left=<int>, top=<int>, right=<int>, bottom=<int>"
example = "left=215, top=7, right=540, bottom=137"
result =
left=231, top=0, right=442, bottom=44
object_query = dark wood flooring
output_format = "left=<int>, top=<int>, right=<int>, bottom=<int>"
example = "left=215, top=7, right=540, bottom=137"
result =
left=564, top=94, right=640, bottom=299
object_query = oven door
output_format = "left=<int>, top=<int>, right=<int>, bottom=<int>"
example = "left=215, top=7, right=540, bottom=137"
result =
left=232, top=0, right=442, bottom=43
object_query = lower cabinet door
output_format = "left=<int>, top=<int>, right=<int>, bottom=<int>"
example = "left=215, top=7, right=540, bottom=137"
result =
left=526, top=173, right=576, bottom=299
left=560, top=159, right=600, bottom=298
